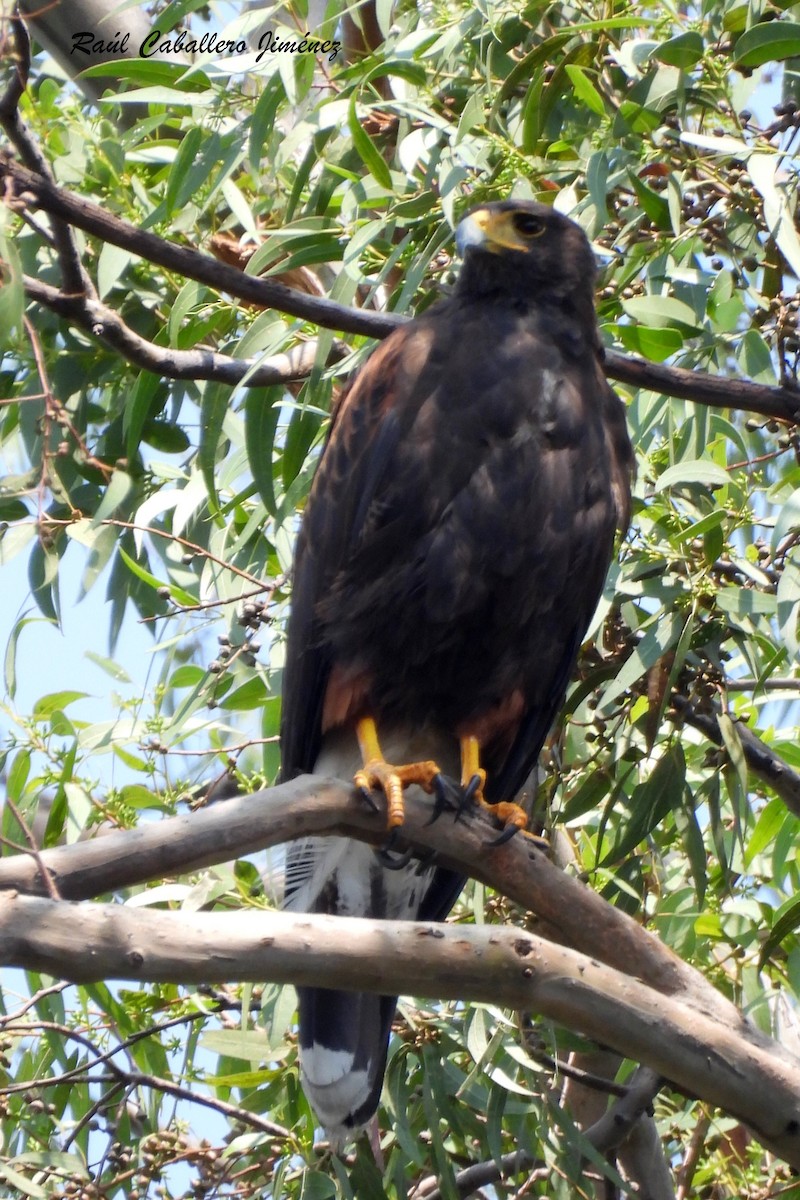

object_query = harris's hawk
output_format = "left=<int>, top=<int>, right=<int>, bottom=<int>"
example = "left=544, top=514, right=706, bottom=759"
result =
left=280, top=200, right=634, bottom=1143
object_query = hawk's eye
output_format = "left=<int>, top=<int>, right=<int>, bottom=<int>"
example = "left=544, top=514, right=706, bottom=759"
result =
left=512, top=212, right=545, bottom=238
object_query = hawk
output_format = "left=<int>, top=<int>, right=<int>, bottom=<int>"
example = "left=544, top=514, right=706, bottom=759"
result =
left=280, top=200, right=633, bottom=1144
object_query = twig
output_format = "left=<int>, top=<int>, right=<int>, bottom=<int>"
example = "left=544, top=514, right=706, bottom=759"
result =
left=1, top=154, right=396, bottom=338
left=724, top=677, right=800, bottom=691
left=3, top=795, right=60, bottom=900
left=23, top=276, right=348, bottom=387
left=0, top=1009, right=291, bottom=1139
left=0, top=20, right=87, bottom=295
left=675, top=1106, right=713, bottom=1200
left=580, top=1066, right=664, bottom=1154
left=671, top=695, right=800, bottom=817
left=410, top=1151, right=539, bottom=1200
left=42, top=515, right=273, bottom=589
left=411, top=1068, right=664, bottom=1200
left=0, top=979, right=69, bottom=1023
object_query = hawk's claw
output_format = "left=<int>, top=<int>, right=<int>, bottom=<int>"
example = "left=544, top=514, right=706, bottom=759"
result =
left=378, top=843, right=415, bottom=870
left=358, top=785, right=380, bottom=812
left=425, top=773, right=460, bottom=825
left=458, top=772, right=529, bottom=845
left=414, top=846, right=439, bottom=873
left=487, top=824, right=520, bottom=848
left=377, top=825, right=414, bottom=868
left=461, top=773, right=483, bottom=809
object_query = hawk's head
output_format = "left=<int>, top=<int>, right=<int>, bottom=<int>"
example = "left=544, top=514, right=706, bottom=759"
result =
left=455, top=199, right=597, bottom=303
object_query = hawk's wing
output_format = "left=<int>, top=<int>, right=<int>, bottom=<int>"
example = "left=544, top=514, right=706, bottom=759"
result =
left=279, top=301, right=632, bottom=1143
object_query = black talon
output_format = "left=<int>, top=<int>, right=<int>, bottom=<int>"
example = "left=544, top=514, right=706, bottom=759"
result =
left=413, top=846, right=439, bottom=873
left=378, top=827, right=413, bottom=868
left=486, top=823, right=520, bottom=848
left=425, top=773, right=459, bottom=825
left=456, top=772, right=483, bottom=822
left=378, top=844, right=415, bottom=869
left=358, top=785, right=379, bottom=812
left=462, top=773, right=482, bottom=807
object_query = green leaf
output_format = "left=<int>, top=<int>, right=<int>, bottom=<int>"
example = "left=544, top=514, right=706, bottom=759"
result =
left=455, top=88, right=485, bottom=141
left=602, top=744, right=686, bottom=863
left=745, top=796, right=788, bottom=867
left=622, top=294, right=702, bottom=332
left=201, top=1029, right=270, bottom=1062
left=613, top=324, right=683, bottom=361
left=736, top=329, right=777, bottom=384
left=348, top=95, right=393, bottom=189
left=97, top=242, right=133, bottom=300
left=0, top=226, right=24, bottom=342
left=718, top=713, right=748, bottom=803
left=28, top=540, right=60, bottom=623
left=84, top=650, right=132, bottom=682
left=245, top=388, right=282, bottom=516
left=165, top=125, right=203, bottom=215
left=654, top=460, right=730, bottom=491
left=118, top=784, right=165, bottom=810
left=760, top=891, right=800, bottom=966
left=299, top=1172, right=338, bottom=1200
left=249, top=77, right=284, bottom=172
left=749, top=152, right=800, bottom=282
left=597, top=610, right=684, bottom=715
left=734, top=21, right=800, bottom=67
left=198, top=381, right=231, bottom=505
left=124, top=372, right=163, bottom=460
left=772, top=486, right=800, bottom=550
left=218, top=676, right=269, bottom=711
left=90, top=468, right=133, bottom=528
left=169, top=664, right=206, bottom=688
left=564, top=64, right=606, bottom=116
left=33, top=691, right=88, bottom=717
left=629, top=172, right=671, bottom=228
left=7, top=748, right=30, bottom=804
left=652, top=31, right=704, bottom=68
left=716, top=588, right=777, bottom=617
left=0, top=1163, right=47, bottom=1199
left=117, top=546, right=197, bottom=607
left=0, top=497, right=29, bottom=521
left=141, top=420, right=191, bottom=453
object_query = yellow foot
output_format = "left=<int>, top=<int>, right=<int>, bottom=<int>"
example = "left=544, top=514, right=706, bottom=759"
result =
left=354, top=757, right=442, bottom=830
left=460, top=736, right=531, bottom=845
left=354, top=717, right=441, bottom=830
left=462, top=771, right=529, bottom=844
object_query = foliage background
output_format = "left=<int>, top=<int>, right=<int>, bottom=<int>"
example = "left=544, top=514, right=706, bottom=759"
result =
left=4, top=0, right=800, bottom=1194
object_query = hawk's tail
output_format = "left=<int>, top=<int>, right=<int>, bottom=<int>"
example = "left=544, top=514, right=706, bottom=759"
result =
left=297, top=985, right=396, bottom=1146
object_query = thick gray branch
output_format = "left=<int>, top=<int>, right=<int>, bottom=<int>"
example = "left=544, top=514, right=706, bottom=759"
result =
left=0, top=775, right=740, bottom=1026
left=2, top=892, right=800, bottom=1166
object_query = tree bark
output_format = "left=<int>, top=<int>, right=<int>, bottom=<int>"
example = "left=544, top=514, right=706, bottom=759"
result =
left=0, top=775, right=743, bottom=1025
left=2, top=891, right=800, bottom=1166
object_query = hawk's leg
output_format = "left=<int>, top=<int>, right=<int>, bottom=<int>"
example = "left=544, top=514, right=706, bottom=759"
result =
left=354, top=716, right=444, bottom=831
left=459, top=735, right=532, bottom=846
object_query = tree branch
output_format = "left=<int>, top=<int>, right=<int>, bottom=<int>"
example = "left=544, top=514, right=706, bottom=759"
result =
left=671, top=696, right=800, bottom=817
left=24, top=275, right=347, bottom=387
left=2, top=892, right=800, bottom=1166
left=3, top=152, right=800, bottom=420
left=0, top=21, right=90, bottom=296
left=0, top=775, right=743, bottom=1025
left=0, top=153, right=398, bottom=339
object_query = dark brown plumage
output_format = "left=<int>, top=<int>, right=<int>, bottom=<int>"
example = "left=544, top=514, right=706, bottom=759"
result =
left=280, top=199, right=634, bottom=1143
